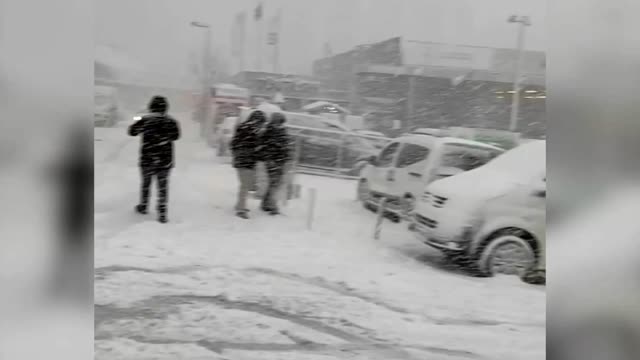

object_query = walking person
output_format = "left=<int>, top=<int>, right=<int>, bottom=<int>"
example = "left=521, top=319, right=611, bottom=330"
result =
left=260, top=112, right=292, bottom=215
left=129, top=95, right=181, bottom=223
left=231, top=109, right=267, bottom=219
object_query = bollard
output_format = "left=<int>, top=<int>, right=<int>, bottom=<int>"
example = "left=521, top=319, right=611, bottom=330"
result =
left=307, top=188, right=317, bottom=230
left=373, top=198, right=387, bottom=240
left=336, top=133, right=345, bottom=176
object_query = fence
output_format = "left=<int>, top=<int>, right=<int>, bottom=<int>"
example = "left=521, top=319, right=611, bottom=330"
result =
left=285, top=124, right=391, bottom=179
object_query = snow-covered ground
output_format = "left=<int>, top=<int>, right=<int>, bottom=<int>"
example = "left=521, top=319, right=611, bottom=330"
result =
left=95, top=117, right=545, bottom=360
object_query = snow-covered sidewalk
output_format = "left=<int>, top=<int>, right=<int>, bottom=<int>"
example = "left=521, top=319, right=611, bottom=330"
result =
left=95, top=120, right=545, bottom=360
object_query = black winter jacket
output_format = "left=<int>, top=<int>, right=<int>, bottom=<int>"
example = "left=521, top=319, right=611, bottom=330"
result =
left=128, top=113, right=181, bottom=169
left=231, top=120, right=263, bottom=169
left=258, top=124, right=292, bottom=164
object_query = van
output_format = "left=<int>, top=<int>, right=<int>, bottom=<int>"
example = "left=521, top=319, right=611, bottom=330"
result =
left=411, top=140, right=546, bottom=277
left=357, top=134, right=504, bottom=218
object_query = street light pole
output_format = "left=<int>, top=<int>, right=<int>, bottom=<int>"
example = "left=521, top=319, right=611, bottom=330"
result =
left=407, top=74, right=415, bottom=132
left=507, top=15, right=531, bottom=133
left=190, top=21, right=212, bottom=140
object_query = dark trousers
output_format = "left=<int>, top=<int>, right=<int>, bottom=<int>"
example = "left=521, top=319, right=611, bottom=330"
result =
left=139, top=166, right=171, bottom=215
left=262, top=161, right=285, bottom=211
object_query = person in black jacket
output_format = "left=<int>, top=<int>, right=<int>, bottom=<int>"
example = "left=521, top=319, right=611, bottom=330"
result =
left=230, top=109, right=267, bottom=218
left=260, top=112, right=292, bottom=215
left=128, top=96, right=180, bottom=223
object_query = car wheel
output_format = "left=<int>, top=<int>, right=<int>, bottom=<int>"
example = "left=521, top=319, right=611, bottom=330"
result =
left=357, top=180, right=371, bottom=206
left=443, top=251, right=471, bottom=266
left=477, top=231, right=536, bottom=277
left=522, top=269, right=546, bottom=285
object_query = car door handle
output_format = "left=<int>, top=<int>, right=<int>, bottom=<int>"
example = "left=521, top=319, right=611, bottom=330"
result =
left=409, top=172, right=422, bottom=178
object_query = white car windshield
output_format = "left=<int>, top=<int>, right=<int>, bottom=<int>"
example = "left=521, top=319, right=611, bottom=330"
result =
left=481, top=140, right=546, bottom=178
left=440, top=144, right=503, bottom=172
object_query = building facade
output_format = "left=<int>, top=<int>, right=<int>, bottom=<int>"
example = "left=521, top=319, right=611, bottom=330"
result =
left=312, top=37, right=546, bottom=137
left=228, top=71, right=350, bottom=111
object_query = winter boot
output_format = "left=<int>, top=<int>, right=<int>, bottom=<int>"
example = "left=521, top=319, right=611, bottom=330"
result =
left=522, top=269, right=546, bottom=285
left=236, top=210, right=250, bottom=219
left=158, top=214, right=168, bottom=223
left=269, top=209, right=280, bottom=216
left=135, top=204, right=148, bottom=214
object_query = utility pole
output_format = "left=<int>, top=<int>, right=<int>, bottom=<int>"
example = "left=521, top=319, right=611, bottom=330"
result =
left=254, top=3, right=264, bottom=71
left=507, top=15, right=531, bottom=132
left=406, top=74, right=415, bottom=132
left=268, top=32, right=279, bottom=73
left=273, top=36, right=280, bottom=73
left=190, top=21, right=212, bottom=139
left=406, top=67, right=422, bottom=132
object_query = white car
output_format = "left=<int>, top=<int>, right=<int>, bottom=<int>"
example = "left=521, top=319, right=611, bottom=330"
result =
left=411, top=140, right=546, bottom=277
left=357, top=134, right=504, bottom=219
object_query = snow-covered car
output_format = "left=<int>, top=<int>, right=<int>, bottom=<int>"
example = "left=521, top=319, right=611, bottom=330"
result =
left=411, top=140, right=546, bottom=277
left=216, top=116, right=240, bottom=156
left=357, top=134, right=504, bottom=219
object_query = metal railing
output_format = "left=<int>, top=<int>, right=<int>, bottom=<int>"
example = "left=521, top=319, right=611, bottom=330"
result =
left=284, top=124, right=390, bottom=179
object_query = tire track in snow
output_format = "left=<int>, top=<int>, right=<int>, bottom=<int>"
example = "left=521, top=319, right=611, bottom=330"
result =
left=97, top=335, right=482, bottom=360
left=95, top=264, right=207, bottom=279
left=245, top=267, right=544, bottom=328
left=96, top=265, right=544, bottom=329
left=95, top=269, right=486, bottom=359
left=245, top=267, right=412, bottom=315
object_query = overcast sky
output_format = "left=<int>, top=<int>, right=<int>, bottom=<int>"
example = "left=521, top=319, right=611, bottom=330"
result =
left=95, top=0, right=546, bottom=80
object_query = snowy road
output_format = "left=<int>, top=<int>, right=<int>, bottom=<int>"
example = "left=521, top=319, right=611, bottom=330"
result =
left=95, top=118, right=545, bottom=360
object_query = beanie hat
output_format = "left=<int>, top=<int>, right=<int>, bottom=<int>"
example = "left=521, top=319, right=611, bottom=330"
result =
left=148, top=96, right=169, bottom=114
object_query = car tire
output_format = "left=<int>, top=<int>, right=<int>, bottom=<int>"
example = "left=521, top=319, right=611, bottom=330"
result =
left=522, top=269, right=546, bottom=285
left=476, top=229, right=536, bottom=277
left=443, top=251, right=471, bottom=266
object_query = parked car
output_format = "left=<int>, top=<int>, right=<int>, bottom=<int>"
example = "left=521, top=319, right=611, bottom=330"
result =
left=285, top=112, right=378, bottom=172
left=411, top=140, right=546, bottom=277
left=357, top=134, right=504, bottom=219
left=216, top=116, right=240, bottom=156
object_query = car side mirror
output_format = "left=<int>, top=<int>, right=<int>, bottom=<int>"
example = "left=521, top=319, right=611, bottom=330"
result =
left=368, top=156, right=378, bottom=166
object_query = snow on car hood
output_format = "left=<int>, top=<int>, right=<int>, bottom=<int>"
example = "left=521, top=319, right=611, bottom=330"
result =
left=428, top=140, right=545, bottom=202
left=428, top=167, right=527, bottom=203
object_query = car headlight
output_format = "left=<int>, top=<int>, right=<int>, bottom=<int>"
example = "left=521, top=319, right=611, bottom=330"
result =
left=133, top=116, right=142, bottom=121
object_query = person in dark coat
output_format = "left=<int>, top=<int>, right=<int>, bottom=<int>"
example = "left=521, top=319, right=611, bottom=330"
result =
left=128, top=96, right=181, bottom=223
left=230, top=109, right=267, bottom=218
left=259, top=112, right=292, bottom=215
